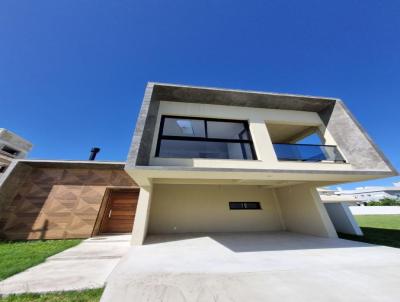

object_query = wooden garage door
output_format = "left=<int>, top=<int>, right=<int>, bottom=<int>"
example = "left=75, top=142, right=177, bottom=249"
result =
left=99, top=190, right=139, bottom=234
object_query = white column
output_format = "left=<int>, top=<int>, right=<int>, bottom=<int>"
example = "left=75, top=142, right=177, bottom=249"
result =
left=249, top=118, right=277, bottom=163
left=131, top=185, right=153, bottom=245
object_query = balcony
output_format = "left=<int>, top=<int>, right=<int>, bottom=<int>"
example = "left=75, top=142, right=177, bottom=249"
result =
left=273, top=143, right=345, bottom=163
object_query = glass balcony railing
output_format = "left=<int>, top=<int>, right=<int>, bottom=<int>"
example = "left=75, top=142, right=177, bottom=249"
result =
left=273, top=143, right=345, bottom=163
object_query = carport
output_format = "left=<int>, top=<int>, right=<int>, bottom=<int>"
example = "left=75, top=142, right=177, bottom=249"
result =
left=132, top=182, right=337, bottom=245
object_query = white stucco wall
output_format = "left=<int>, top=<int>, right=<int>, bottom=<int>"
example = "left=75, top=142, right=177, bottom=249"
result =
left=275, top=184, right=337, bottom=238
left=148, top=184, right=284, bottom=234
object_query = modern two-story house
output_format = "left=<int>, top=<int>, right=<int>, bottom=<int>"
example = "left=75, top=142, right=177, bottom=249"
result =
left=0, top=83, right=397, bottom=243
left=125, top=83, right=397, bottom=245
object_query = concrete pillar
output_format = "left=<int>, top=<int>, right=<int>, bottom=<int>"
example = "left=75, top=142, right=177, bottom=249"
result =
left=324, top=202, right=363, bottom=236
left=131, top=185, right=153, bottom=245
left=249, top=118, right=277, bottom=162
left=274, top=184, right=337, bottom=238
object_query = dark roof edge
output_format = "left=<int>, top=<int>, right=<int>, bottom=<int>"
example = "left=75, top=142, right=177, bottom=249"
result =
left=149, top=82, right=339, bottom=102
left=16, top=159, right=126, bottom=169
left=335, top=100, right=398, bottom=176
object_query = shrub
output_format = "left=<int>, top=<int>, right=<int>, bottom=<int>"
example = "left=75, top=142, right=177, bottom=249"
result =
left=367, top=198, right=400, bottom=206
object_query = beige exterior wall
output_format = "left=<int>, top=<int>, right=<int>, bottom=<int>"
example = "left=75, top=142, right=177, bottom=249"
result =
left=131, top=186, right=152, bottom=245
left=148, top=101, right=352, bottom=172
left=148, top=184, right=284, bottom=234
left=275, top=184, right=337, bottom=238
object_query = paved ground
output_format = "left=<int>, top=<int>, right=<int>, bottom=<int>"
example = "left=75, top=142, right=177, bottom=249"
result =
left=101, top=232, right=400, bottom=302
left=0, top=234, right=131, bottom=295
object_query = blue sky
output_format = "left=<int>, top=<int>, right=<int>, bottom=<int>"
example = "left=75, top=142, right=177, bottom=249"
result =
left=1, top=1, right=399, bottom=189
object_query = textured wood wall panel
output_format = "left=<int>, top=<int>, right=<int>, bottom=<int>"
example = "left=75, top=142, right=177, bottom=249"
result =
left=0, top=167, right=137, bottom=240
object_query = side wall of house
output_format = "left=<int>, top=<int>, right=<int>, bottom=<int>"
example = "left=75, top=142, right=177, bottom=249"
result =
left=274, top=184, right=337, bottom=238
left=0, top=165, right=137, bottom=240
left=324, top=202, right=363, bottom=235
left=148, top=184, right=284, bottom=234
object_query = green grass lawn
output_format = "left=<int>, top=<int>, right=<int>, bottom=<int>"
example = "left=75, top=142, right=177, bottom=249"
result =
left=0, top=288, right=103, bottom=302
left=0, top=239, right=82, bottom=281
left=338, top=214, right=400, bottom=248
left=355, top=214, right=400, bottom=230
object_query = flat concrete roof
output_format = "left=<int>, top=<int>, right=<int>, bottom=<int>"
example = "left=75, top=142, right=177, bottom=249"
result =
left=150, top=82, right=337, bottom=112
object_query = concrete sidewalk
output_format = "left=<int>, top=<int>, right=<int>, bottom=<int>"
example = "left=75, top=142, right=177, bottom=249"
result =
left=0, top=234, right=131, bottom=295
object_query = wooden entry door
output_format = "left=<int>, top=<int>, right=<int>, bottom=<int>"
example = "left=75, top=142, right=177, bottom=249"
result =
left=99, top=190, right=139, bottom=234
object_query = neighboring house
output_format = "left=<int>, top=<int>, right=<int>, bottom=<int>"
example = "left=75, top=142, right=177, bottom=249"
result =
left=335, top=184, right=400, bottom=203
left=319, top=184, right=400, bottom=206
left=318, top=188, right=360, bottom=206
left=0, top=129, right=32, bottom=175
left=0, top=83, right=397, bottom=242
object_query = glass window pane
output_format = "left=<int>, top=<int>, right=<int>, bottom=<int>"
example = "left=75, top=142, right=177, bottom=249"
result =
left=244, top=202, right=261, bottom=209
left=162, top=117, right=205, bottom=137
left=229, top=202, right=244, bottom=210
left=158, top=140, right=255, bottom=160
left=207, top=121, right=249, bottom=140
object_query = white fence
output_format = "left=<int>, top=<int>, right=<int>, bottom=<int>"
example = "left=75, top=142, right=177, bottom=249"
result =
left=350, top=206, right=400, bottom=215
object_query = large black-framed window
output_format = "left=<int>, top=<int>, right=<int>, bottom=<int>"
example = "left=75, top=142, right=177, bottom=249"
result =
left=155, top=115, right=257, bottom=160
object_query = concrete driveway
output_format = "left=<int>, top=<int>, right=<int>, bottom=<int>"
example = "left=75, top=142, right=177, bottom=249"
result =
left=101, top=232, right=400, bottom=302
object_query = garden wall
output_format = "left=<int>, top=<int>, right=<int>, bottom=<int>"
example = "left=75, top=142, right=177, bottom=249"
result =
left=350, top=206, right=400, bottom=215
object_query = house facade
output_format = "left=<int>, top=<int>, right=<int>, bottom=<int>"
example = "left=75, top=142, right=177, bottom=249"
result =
left=335, top=184, right=400, bottom=203
left=125, top=83, right=397, bottom=245
left=0, top=83, right=397, bottom=242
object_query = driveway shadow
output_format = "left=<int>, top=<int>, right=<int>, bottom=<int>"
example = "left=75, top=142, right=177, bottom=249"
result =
left=144, top=231, right=372, bottom=252
left=339, top=227, right=400, bottom=249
